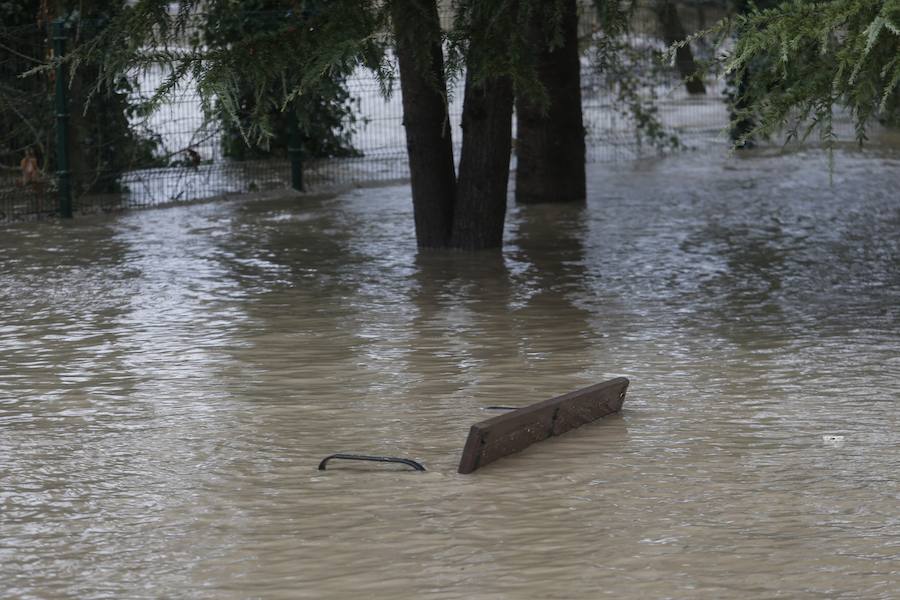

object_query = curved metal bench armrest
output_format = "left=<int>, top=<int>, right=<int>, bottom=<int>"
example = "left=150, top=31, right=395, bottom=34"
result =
left=317, top=453, right=426, bottom=471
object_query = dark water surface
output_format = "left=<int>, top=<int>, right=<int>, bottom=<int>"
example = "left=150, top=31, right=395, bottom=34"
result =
left=2, top=147, right=899, bottom=599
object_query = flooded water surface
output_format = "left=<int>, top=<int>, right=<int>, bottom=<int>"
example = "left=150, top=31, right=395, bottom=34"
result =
left=2, top=148, right=899, bottom=599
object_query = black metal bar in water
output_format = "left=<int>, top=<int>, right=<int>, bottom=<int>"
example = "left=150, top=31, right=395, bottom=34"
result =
left=317, top=454, right=426, bottom=471
left=287, top=111, right=304, bottom=192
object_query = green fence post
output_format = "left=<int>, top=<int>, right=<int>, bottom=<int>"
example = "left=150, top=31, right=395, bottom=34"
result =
left=287, top=111, right=304, bottom=192
left=53, top=19, right=72, bottom=218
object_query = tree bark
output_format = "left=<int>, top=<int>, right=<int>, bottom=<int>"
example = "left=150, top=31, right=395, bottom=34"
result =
left=392, top=0, right=517, bottom=251
left=390, top=0, right=457, bottom=248
left=514, top=0, right=585, bottom=204
left=451, top=66, right=515, bottom=250
left=657, top=1, right=706, bottom=95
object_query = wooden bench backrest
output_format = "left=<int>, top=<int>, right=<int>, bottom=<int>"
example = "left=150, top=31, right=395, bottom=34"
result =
left=457, top=377, right=629, bottom=474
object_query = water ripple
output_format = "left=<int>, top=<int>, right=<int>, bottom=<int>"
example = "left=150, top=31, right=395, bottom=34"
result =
left=1, top=148, right=899, bottom=598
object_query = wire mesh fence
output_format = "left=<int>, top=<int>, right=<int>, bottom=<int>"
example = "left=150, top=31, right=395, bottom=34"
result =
left=1, top=21, right=58, bottom=220
left=1, top=2, right=733, bottom=223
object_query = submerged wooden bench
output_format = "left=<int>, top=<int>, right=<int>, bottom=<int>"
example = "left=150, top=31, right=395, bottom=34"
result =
left=318, top=377, right=629, bottom=474
left=457, top=377, right=629, bottom=474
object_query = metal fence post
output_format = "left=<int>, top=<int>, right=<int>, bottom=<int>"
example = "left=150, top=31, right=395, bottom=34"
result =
left=287, top=111, right=303, bottom=192
left=52, top=19, right=72, bottom=218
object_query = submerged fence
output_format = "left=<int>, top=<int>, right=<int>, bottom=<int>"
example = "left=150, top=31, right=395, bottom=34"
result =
left=1, top=3, right=731, bottom=222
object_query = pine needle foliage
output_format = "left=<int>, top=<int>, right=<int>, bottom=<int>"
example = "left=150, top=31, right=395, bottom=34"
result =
left=47, top=0, right=680, bottom=159
left=672, top=0, right=900, bottom=148
left=447, top=0, right=560, bottom=108
left=58, top=0, right=567, bottom=149
left=198, top=2, right=364, bottom=159
left=60, top=1, right=389, bottom=146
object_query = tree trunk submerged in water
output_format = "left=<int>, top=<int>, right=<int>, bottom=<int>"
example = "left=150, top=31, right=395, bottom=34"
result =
left=657, top=0, right=706, bottom=95
left=514, top=0, right=585, bottom=205
left=392, top=0, right=517, bottom=251
left=391, top=0, right=457, bottom=248
left=451, top=66, right=515, bottom=250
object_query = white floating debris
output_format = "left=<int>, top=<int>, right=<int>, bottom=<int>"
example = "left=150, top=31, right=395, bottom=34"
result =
left=822, top=435, right=845, bottom=447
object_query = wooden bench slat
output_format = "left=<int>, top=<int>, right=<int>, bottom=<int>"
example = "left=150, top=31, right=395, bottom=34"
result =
left=457, top=377, right=629, bottom=474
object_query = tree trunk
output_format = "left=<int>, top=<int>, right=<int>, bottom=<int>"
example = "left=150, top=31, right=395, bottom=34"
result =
left=657, top=1, right=706, bottom=95
left=390, top=0, right=457, bottom=248
left=392, top=0, right=517, bottom=251
left=451, top=66, right=515, bottom=250
left=515, top=0, right=585, bottom=204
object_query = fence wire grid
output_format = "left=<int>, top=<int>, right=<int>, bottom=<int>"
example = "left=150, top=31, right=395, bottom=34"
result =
left=2, top=2, right=733, bottom=222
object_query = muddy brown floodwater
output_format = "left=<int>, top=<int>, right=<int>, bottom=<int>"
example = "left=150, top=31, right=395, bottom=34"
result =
left=2, top=146, right=899, bottom=599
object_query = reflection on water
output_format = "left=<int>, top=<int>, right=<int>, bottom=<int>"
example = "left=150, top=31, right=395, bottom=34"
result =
left=2, top=147, right=899, bottom=599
